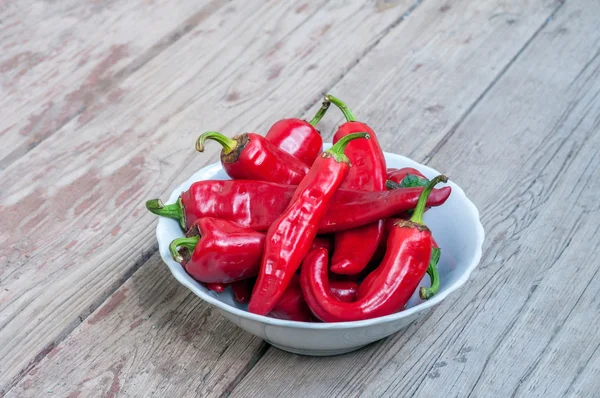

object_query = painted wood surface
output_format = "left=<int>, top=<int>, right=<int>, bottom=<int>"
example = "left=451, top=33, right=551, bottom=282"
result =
left=0, top=0, right=222, bottom=169
left=3, top=0, right=599, bottom=396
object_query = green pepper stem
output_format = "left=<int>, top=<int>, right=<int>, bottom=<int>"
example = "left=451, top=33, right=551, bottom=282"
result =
left=420, top=247, right=441, bottom=300
left=325, top=132, right=369, bottom=163
left=145, top=198, right=186, bottom=230
left=324, top=94, right=356, bottom=122
left=196, top=131, right=237, bottom=154
left=309, top=98, right=331, bottom=127
left=169, top=236, right=199, bottom=263
left=410, top=175, right=448, bottom=225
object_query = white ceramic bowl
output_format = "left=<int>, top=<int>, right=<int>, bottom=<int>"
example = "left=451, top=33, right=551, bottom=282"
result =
left=156, top=146, right=484, bottom=356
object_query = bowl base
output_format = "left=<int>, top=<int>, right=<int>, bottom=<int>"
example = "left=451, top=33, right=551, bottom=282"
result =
left=267, top=341, right=367, bottom=356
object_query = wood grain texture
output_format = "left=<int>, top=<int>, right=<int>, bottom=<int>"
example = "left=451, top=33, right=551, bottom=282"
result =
left=0, top=0, right=416, bottom=393
left=0, top=0, right=224, bottom=169
left=6, top=253, right=268, bottom=398
left=229, top=1, right=600, bottom=397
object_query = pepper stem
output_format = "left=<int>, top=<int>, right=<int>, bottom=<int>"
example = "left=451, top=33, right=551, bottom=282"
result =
left=324, top=94, right=356, bottom=122
left=420, top=247, right=441, bottom=300
left=325, top=132, right=369, bottom=163
left=309, top=98, right=331, bottom=126
left=410, top=175, right=448, bottom=225
left=196, top=131, right=237, bottom=154
left=146, top=198, right=186, bottom=230
left=169, top=236, right=199, bottom=263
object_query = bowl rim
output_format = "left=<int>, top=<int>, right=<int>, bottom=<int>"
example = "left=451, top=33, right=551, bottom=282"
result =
left=157, top=149, right=485, bottom=329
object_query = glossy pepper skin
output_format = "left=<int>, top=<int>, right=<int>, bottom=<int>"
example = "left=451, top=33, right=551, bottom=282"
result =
left=269, top=275, right=358, bottom=322
left=231, top=279, right=253, bottom=304
left=265, top=99, right=329, bottom=165
left=248, top=133, right=370, bottom=315
left=196, top=131, right=309, bottom=185
left=358, top=232, right=440, bottom=300
left=326, top=95, right=387, bottom=275
left=169, top=218, right=265, bottom=284
left=146, top=180, right=451, bottom=233
left=203, top=282, right=226, bottom=293
left=300, top=176, right=447, bottom=322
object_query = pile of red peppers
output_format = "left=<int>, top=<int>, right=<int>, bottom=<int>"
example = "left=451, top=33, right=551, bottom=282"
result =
left=147, top=95, right=452, bottom=322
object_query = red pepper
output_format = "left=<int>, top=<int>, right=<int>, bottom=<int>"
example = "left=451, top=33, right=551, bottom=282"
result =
left=300, top=176, right=447, bottom=322
left=203, top=282, right=226, bottom=293
left=169, top=218, right=264, bottom=284
left=248, top=133, right=369, bottom=315
left=269, top=275, right=358, bottom=321
left=326, top=95, right=387, bottom=276
left=146, top=181, right=451, bottom=233
left=387, top=167, right=429, bottom=190
left=196, top=131, right=309, bottom=184
left=329, top=280, right=358, bottom=302
left=268, top=275, right=316, bottom=322
left=387, top=167, right=427, bottom=184
left=231, top=279, right=253, bottom=304
left=265, top=99, right=329, bottom=165
left=358, top=230, right=440, bottom=300
left=310, top=236, right=333, bottom=253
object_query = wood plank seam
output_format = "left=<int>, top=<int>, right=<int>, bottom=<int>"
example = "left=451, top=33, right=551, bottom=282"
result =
left=0, top=0, right=228, bottom=172
left=421, top=0, right=567, bottom=165
left=1, top=1, right=431, bottom=394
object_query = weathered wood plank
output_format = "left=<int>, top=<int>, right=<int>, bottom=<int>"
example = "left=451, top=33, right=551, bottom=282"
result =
left=3, top=0, right=570, bottom=395
left=6, top=253, right=267, bottom=398
left=0, top=0, right=224, bottom=169
left=0, top=0, right=416, bottom=393
left=229, top=1, right=600, bottom=397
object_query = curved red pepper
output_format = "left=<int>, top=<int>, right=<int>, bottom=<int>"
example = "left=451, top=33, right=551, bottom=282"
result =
left=169, top=218, right=264, bottom=284
left=329, top=280, right=358, bottom=302
left=326, top=95, right=387, bottom=276
left=265, top=100, right=329, bottom=165
left=300, top=176, right=447, bottom=322
left=268, top=275, right=358, bottom=321
left=196, top=131, right=309, bottom=184
left=248, top=133, right=369, bottom=315
left=146, top=181, right=451, bottom=233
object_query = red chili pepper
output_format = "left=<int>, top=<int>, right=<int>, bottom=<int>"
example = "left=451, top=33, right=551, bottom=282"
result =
left=196, top=131, right=309, bottom=184
left=265, top=99, right=329, bottom=165
left=268, top=275, right=317, bottom=322
left=387, top=167, right=427, bottom=184
left=146, top=181, right=451, bottom=233
left=358, top=230, right=440, bottom=300
left=310, top=236, right=334, bottom=253
left=169, top=218, right=264, bottom=284
left=326, top=95, right=387, bottom=276
left=231, top=279, right=253, bottom=304
left=300, top=176, right=447, bottom=322
left=203, top=282, right=226, bottom=293
left=387, top=167, right=429, bottom=190
left=248, top=133, right=370, bottom=315
left=269, top=275, right=358, bottom=321
left=329, top=279, right=358, bottom=302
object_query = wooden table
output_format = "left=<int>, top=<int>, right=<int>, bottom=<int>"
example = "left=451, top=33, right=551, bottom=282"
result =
left=1, top=0, right=599, bottom=396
